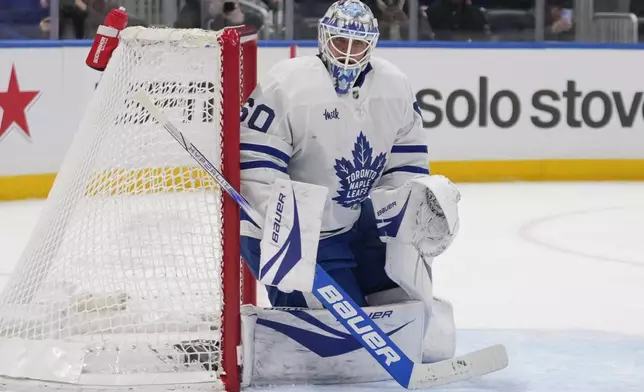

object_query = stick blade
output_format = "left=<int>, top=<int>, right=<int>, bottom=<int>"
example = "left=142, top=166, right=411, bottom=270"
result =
left=407, top=344, right=509, bottom=389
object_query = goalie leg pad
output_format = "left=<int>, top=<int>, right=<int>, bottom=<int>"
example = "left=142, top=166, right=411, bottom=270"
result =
left=423, top=296, right=456, bottom=363
left=240, top=301, right=425, bottom=387
left=371, top=241, right=456, bottom=363
left=367, top=290, right=456, bottom=363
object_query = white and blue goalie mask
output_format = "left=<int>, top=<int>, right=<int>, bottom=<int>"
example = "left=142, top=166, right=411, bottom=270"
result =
left=318, top=0, right=379, bottom=95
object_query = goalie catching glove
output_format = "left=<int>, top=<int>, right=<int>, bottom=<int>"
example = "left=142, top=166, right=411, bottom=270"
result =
left=371, top=175, right=461, bottom=259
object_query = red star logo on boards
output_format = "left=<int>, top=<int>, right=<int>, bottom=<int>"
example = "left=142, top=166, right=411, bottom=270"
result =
left=0, top=65, right=40, bottom=140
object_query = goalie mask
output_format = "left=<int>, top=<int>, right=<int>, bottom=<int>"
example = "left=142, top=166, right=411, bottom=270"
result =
left=318, top=0, right=379, bottom=95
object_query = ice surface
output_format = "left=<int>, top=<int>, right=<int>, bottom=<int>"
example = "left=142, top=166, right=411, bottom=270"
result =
left=2, top=182, right=644, bottom=391
left=247, top=330, right=644, bottom=391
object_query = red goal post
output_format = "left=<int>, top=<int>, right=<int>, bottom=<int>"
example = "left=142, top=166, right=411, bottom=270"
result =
left=221, top=25, right=258, bottom=391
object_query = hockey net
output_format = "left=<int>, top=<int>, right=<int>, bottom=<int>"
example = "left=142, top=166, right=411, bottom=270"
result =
left=0, top=26, right=257, bottom=392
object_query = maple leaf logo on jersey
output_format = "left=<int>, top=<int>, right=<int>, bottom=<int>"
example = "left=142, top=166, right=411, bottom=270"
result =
left=333, top=132, right=386, bottom=208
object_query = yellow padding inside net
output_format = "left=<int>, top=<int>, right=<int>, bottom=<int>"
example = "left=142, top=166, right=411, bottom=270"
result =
left=83, top=166, right=217, bottom=197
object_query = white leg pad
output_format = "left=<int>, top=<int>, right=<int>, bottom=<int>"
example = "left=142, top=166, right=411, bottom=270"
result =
left=423, top=296, right=456, bottom=363
left=368, top=289, right=456, bottom=363
left=240, top=301, right=425, bottom=387
left=377, top=241, right=456, bottom=363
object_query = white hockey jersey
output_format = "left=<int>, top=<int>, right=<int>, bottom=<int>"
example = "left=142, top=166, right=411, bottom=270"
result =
left=240, top=55, right=429, bottom=239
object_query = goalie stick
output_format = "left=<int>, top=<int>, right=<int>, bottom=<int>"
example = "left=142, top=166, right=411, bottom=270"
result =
left=133, top=89, right=509, bottom=389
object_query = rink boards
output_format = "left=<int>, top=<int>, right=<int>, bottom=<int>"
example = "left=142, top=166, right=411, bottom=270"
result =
left=2, top=41, right=644, bottom=199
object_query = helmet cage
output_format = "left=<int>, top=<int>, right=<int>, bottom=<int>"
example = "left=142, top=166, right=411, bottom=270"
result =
left=318, top=23, right=379, bottom=70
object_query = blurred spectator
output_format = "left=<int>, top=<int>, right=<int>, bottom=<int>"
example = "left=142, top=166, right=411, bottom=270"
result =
left=631, top=0, right=644, bottom=16
left=240, top=0, right=276, bottom=37
left=292, top=0, right=329, bottom=39
left=39, top=0, right=87, bottom=39
left=425, top=0, right=491, bottom=41
left=175, top=0, right=263, bottom=32
left=0, top=0, right=49, bottom=39
left=470, top=0, right=533, bottom=10
left=62, top=0, right=88, bottom=38
left=258, top=0, right=279, bottom=12
left=83, top=0, right=120, bottom=38
left=482, top=7, right=534, bottom=41
left=544, top=0, right=573, bottom=41
left=175, top=0, right=202, bottom=28
left=2, top=0, right=145, bottom=39
left=208, top=0, right=245, bottom=29
left=594, top=0, right=631, bottom=12
left=371, top=0, right=408, bottom=40
left=78, top=0, right=146, bottom=38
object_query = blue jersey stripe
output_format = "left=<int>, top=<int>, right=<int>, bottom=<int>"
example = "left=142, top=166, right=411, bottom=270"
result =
left=391, top=145, right=428, bottom=154
left=241, top=143, right=290, bottom=164
left=382, top=166, right=429, bottom=176
left=241, top=160, right=288, bottom=174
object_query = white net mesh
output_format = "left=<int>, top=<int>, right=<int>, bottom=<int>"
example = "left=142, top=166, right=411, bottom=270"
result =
left=0, top=27, right=239, bottom=391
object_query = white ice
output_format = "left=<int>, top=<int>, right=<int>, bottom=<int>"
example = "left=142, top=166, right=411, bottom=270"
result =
left=1, top=182, right=643, bottom=391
